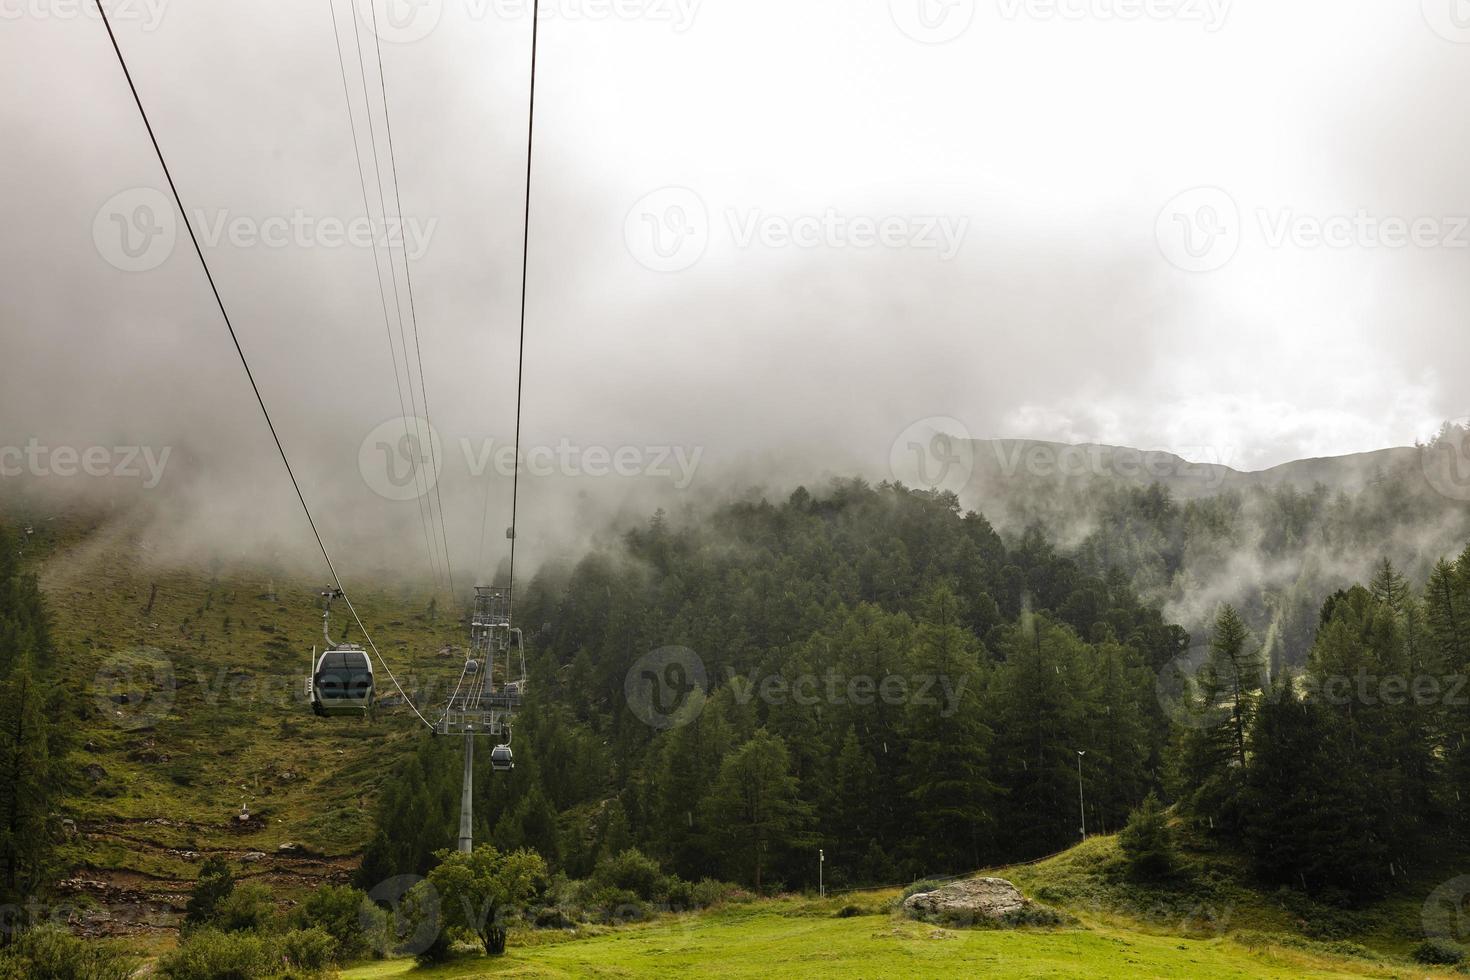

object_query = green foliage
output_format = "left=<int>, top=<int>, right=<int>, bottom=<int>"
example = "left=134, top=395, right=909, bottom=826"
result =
left=294, top=884, right=375, bottom=962
left=279, top=927, right=336, bottom=973
left=0, top=525, right=64, bottom=909
left=1119, top=793, right=1174, bottom=880
left=423, top=844, right=547, bottom=955
left=213, top=882, right=277, bottom=933
left=0, top=925, right=134, bottom=980
left=591, top=848, right=667, bottom=902
left=156, top=929, right=274, bottom=980
left=1412, top=938, right=1466, bottom=965
left=701, top=729, right=813, bottom=891
left=184, top=855, right=235, bottom=928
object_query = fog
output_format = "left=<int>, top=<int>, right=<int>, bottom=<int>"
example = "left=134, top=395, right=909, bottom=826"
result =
left=3, top=0, right=1468, bottom=589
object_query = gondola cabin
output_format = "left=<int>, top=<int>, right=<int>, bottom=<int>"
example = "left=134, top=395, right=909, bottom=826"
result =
left=311, top=646, right=374, bottom=717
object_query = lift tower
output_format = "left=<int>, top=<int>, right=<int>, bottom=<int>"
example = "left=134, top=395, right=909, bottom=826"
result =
left=440, top=587, right=525, bottom=853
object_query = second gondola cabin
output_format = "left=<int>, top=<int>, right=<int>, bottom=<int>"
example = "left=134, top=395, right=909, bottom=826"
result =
left=311, top=646, right=374, bottom=717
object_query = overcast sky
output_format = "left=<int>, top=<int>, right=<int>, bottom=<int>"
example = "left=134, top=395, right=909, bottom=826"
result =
left=2, top=0, right=1468, bottom=579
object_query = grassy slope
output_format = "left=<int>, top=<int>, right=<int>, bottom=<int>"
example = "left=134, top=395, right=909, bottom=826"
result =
left=332, top=834, right=1469, bottom=979
left=20, top=508, right=456, bottom=924
left=339, top=900, right=1455, bottom=979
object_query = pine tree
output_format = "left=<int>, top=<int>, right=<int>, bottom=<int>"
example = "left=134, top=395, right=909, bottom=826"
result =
left=1119, top=793, right=1174, bottom=880
left=700, top=729, right=813, bottom=891
left=1242, top=682, right=1388, bottom=900
left=898, top=585, right=995, bottom=874
left=0, top=660, right=53, bottom=907
left=1369, top=557, right=1411, bottom=615
left=1174, top=605, right=1264, bottom=833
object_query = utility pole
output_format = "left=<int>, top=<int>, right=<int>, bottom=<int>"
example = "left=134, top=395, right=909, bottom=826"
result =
left=458, top=731, right=475, bottom=853
left=1076, top=750, right=1086, bottom=841
left=819, top=849, right=825, bottom=898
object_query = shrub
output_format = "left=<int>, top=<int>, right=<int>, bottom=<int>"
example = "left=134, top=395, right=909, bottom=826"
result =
left=184, top=856, right=235, bottom=929
left=664, top=875, right=695, bottom=910
left=0, top=925, right=135, bottom=980
left=280, top=927, right=336, bottom=974
left=295, top=884, right=374, bottom=961
left=1120, top=793, right=1175, bottom=880
left=691, top=878, right=741, bottom=909
left=902, top=878, right=949, bottom=900
left=588, top=886, right=649, bottom=924
left=157, top=929, right=273, bottom=980
left=591, top=848, right=667, bottom=902
left=1413, top=939, right=1466, bottom=966
left=214, top=882, right=277, bottom=933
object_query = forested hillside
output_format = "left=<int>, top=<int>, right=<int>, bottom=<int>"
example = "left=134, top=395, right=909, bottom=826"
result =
left=361, top=476, right=1470, bottom=908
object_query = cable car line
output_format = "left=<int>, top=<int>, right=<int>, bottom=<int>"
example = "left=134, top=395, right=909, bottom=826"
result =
left=365, top=0, right=458, bottom=604
left=344, top=0, right=447, bottom=589
left=506, top=0, right=542, bottom=604
left=94, top=0, right=435, bottom=732
left=476, top=0, right=542, bottom=594
left=325, top=0, right=443, bottom=591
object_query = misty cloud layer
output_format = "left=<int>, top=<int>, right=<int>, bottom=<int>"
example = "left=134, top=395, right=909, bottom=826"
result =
left=3, top=0, right=1468, bottom=585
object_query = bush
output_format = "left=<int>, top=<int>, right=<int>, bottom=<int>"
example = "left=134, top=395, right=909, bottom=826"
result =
left=691, top=878, right=743, bottom=909
left=295, top=884, right=374, bottom=961
left=591, top=848, right=668, bottom=902
left=1119, top=793, right=1175, bottom=880
left=0, top=925, right=135, bottom=980
left=184, top=856, right=235, bottom=929
left=588, top=886, right=650, bottom=924
left=1413, top=939, right=1466, bottom=966
left=902, top=878, right=949, bottom=900
left=664, top=875, right=695, bottom=910
left=157, top=929, right=273, bottom=980
left=214, top=882, right=277, bottom=933
left=280, top=927, right=336, bottom=974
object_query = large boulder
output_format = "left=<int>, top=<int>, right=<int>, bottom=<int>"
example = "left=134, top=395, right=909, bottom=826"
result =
left=902, top=877, right=1035, bottom=925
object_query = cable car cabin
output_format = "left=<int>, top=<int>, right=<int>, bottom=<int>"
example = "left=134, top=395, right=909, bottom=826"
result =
left=490, top=744, right=514, bottom=772
left=311, top=647, right=374, bottom=717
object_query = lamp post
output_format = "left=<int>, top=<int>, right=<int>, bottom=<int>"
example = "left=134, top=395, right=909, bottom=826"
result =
left=1076, top=750, right=1086, bottom=841
left=819, top=849, right=825, bottom=898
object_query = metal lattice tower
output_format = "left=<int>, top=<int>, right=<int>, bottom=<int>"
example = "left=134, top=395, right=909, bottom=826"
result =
left=443, top=587, right=527, bottom=853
